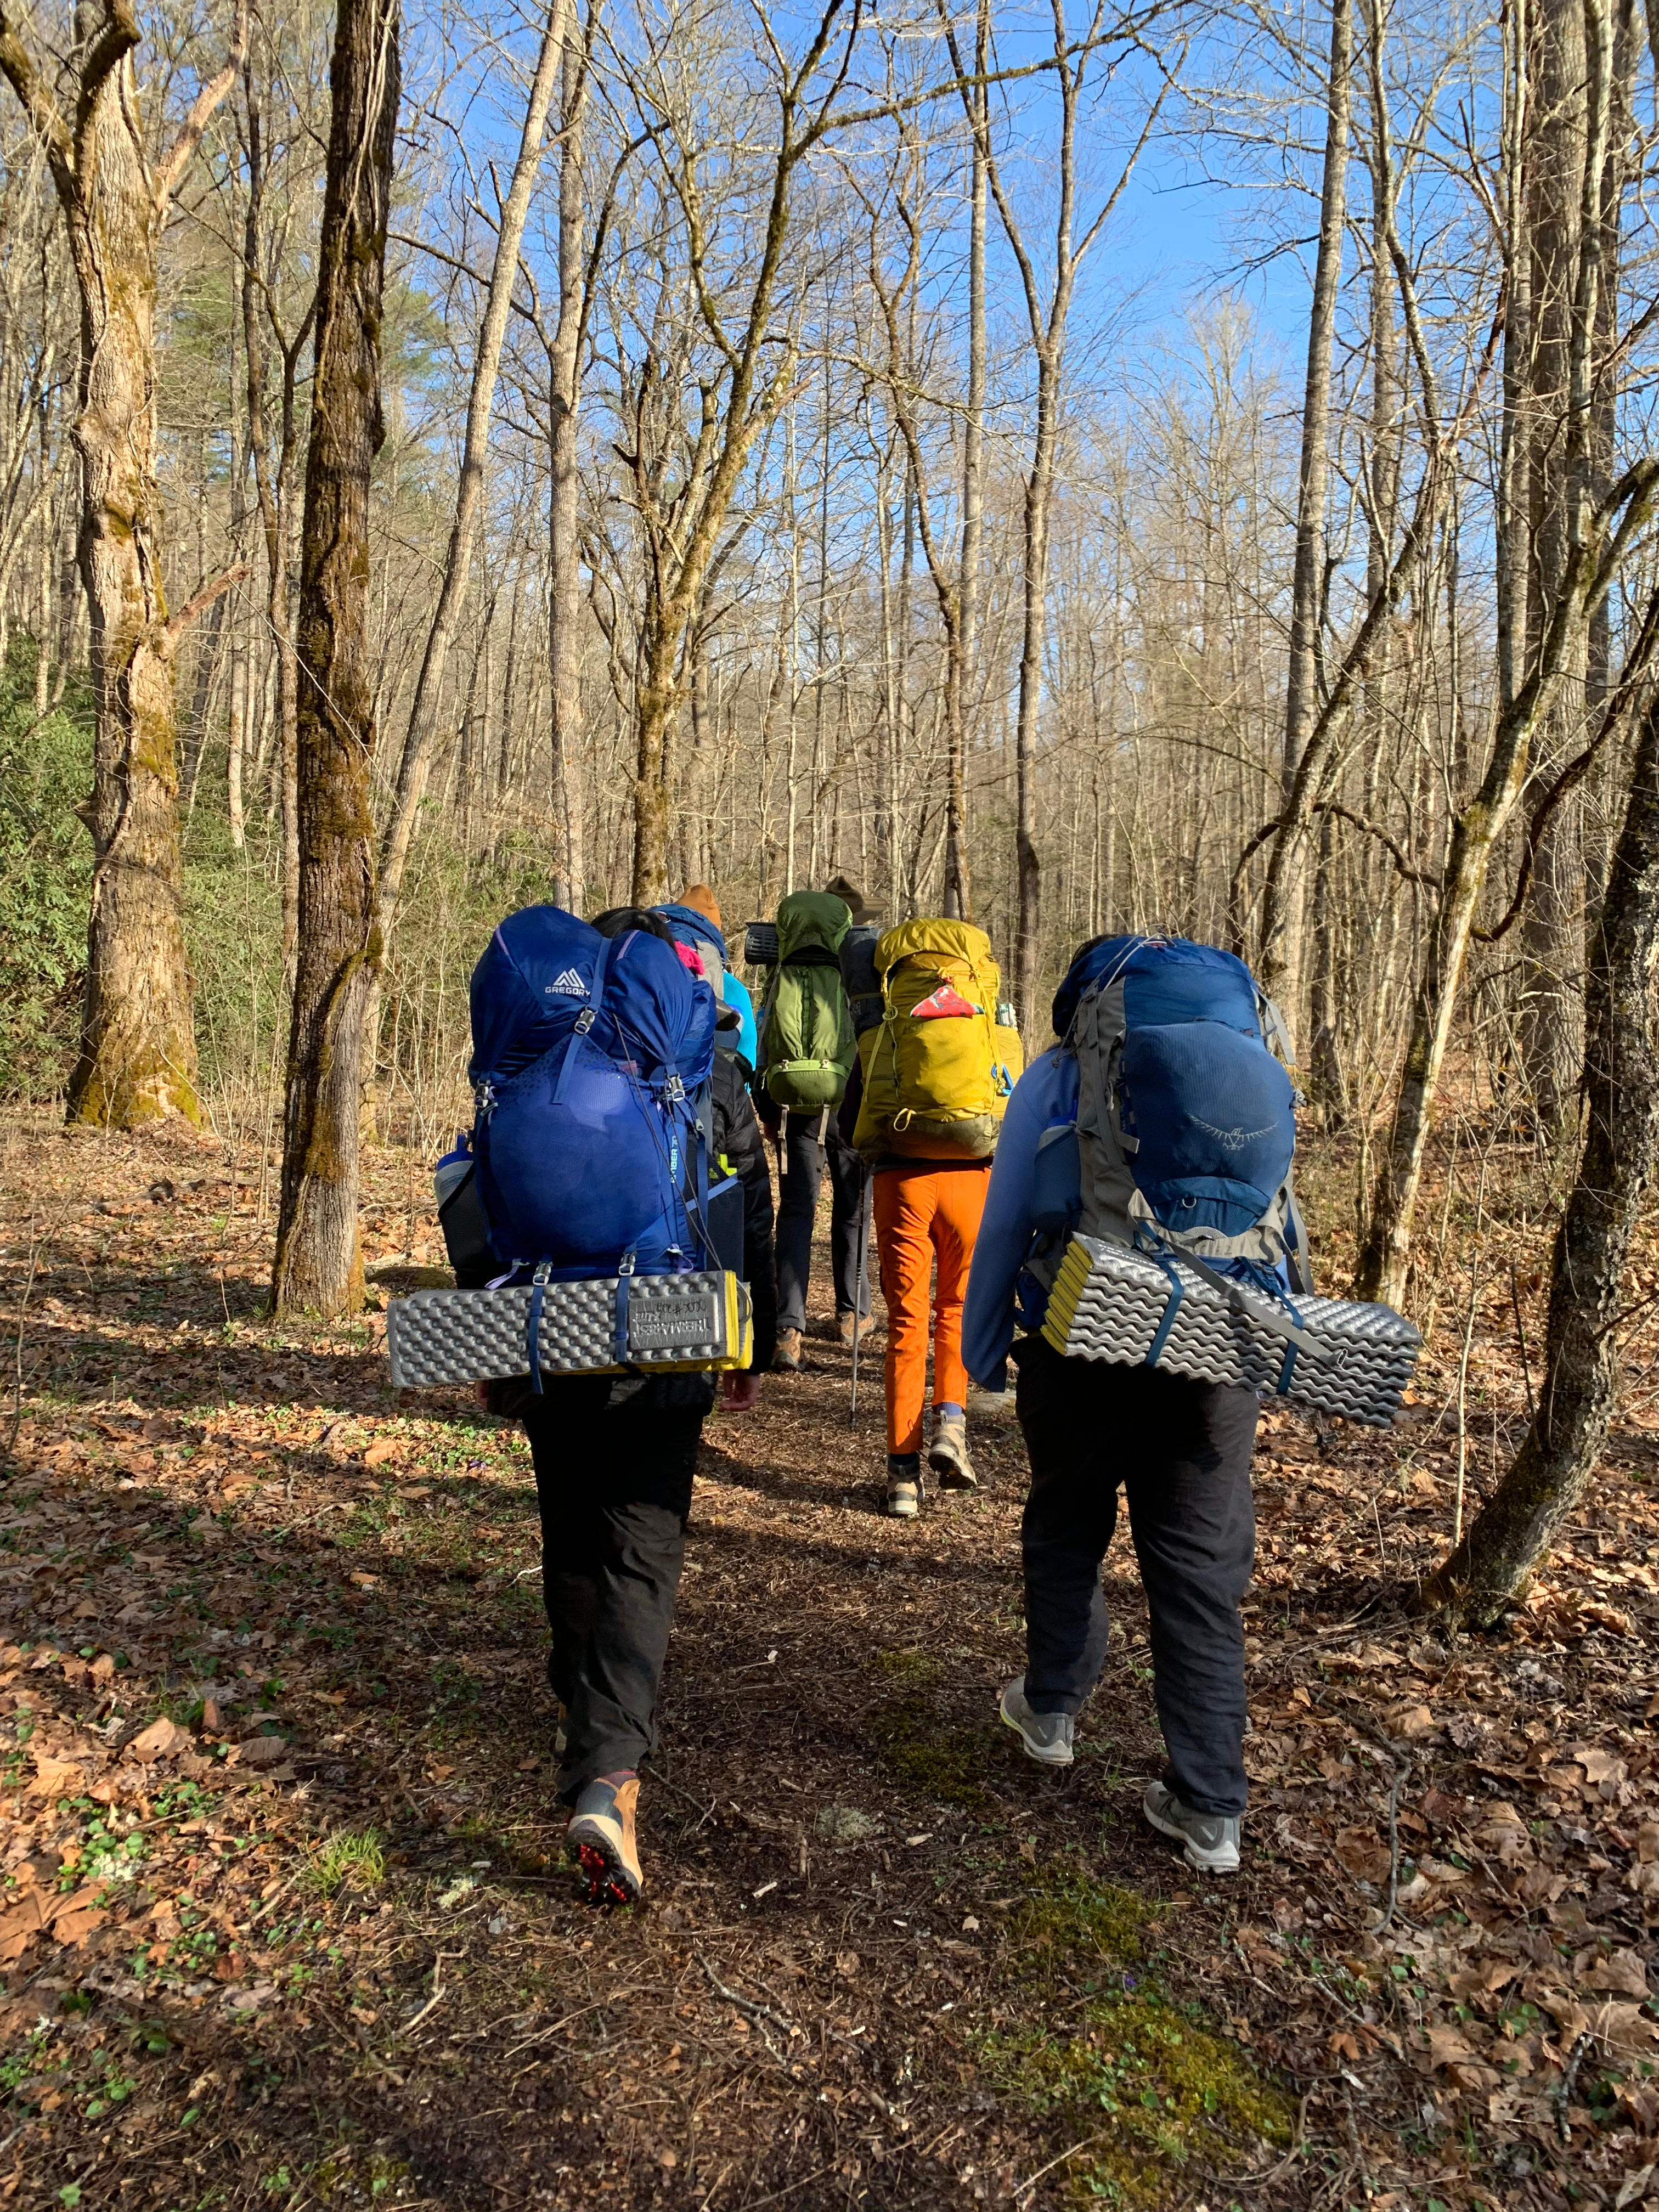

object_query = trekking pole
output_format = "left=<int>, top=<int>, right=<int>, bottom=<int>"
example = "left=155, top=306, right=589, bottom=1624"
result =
left=849, top=1170, right=872, bottom=1425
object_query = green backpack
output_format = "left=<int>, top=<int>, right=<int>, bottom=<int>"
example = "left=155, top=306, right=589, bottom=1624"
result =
left=759, top=891, right=856, bottom=1112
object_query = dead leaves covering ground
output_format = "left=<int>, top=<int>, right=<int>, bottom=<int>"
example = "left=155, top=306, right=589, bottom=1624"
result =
left=0, top=1110, right=1656, bottom=2210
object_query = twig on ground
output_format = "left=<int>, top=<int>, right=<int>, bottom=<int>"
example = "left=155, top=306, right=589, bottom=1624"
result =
left=1014, top=2132, right=1109, bottom=2200
left=402, top=1953, right=459, bottom=2036
left=698, top=1955, right=796, bottom=2063
left=652, top=1768, right=720, bottom=1829
left=1372, top=1755, right=1414, bottom=1933
left=1555, top=2031, right=1592, bottom=2143
left=740, top=2165, right=834, bottom=2211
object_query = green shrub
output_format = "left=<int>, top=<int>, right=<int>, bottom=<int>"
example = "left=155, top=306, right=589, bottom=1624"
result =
left=0, top=640, right=94, bottom=1100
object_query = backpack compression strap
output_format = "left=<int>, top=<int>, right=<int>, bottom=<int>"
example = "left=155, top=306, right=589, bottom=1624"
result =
left=551, top=933, right=614, bottom=1105
left=527, top=1261, right=551, bottom=1395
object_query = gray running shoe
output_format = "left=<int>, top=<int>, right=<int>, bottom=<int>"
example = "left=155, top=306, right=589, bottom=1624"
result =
left=1143, top=1780, right=1241, bottom=1874
left=928, top=1409, right=977, bottom=1489
left=886, top=1454, right=922, bottom=1518
left=998, top=1675, right=1075, bottom=1766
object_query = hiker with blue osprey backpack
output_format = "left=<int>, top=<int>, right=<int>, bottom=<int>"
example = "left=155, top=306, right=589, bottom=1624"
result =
left=962, top=934, right=1315, bottom=1876
left=437, top=902, right=776, bottom=1906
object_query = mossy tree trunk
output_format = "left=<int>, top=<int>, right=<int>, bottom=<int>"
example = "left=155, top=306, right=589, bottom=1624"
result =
left=0, top=1, right=245, bottom=1127
left=1419, top=615, right=1659, bottom=1624
left=269, top=0, right=400, bottom=1320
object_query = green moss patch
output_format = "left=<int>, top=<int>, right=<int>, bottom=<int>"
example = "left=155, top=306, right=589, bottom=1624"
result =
left=1007, top=1871, right=1155, bottom=1985
left=868, top=1692, right=998, bottom=1810
left=867, top=1649, right=996, bottom=1809
left=981, top=1870, right=1294, bottom=2205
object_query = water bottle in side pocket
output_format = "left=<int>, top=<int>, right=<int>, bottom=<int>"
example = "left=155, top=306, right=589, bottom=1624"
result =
left=434, top=1135, right=496, bottom=1286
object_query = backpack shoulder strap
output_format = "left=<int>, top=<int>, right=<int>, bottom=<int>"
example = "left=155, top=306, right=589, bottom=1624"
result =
left=1260, top=992, right=1297, bottom=1069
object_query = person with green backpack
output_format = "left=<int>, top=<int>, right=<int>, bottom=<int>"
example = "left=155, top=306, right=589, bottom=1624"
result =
left=754, top=887, right=864, bottom=1369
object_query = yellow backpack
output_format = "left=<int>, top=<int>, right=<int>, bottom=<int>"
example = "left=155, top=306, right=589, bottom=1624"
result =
left=853, top=920, right=1024, bottom=1161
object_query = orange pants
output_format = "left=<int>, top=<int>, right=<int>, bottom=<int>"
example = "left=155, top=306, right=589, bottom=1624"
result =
left=873, top=1163, right=991, bottom=1456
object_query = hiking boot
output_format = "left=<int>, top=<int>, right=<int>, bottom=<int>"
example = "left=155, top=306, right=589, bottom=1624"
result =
left=1143, top=1780, right=1241, bottom=1875
left=998, top=1676, right=1075, bottom=1766
left=928, top=1408, right=977, bottom=1489
left=773, top=1327, right=803, bottom=1373
left=568, top=1775, right=643, bottom=1904
left=885, top=1454, right=923, bottom=1518
left=837, top=1310, right=879, bottom=1347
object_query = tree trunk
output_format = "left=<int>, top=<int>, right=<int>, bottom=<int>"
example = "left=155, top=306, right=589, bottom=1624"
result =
left=632, top=612, right=681, bottom=904
left=947, top=0, right=990, bottom=928
left=1519, top=0, right=1592, bottom=1133
left=0, top=15, right=206, bottom=1126
left=1419, top=624, right=1659, bottom=1624
left=548, top=15, right=590, bottom=913
left=1260, top=0, right=1352, bottom=1028
left=1012, top=338, right=1058, bottom=1037
left=241, top=69, right=307, bottom=983
left=269, top=0, right=400, bottom=1320
left=60, top=137, right=200, bottom=1127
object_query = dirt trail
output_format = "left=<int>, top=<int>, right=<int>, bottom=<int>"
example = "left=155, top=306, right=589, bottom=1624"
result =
left=1, top=1113, right=1656, bottom=2210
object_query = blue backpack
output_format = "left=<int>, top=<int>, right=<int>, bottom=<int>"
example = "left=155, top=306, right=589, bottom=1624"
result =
left=445, top=906, right=721, bottom=1288
left=1029, top=934, right=1311, bottom=1299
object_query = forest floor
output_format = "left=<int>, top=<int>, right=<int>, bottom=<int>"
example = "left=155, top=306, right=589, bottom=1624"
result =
left=2, top=1107, right=1658, bottom=2212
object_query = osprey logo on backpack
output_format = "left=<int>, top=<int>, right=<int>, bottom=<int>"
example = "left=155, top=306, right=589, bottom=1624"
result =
left=545, top=969, right=587, bottom=996
left=1190, top=1113, right=1279, bottom=1157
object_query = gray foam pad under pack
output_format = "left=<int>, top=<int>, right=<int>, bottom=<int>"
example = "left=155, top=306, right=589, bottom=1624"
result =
left=386, top=1273, right=745, bottom=1387
left=1042, top=1235, right=1420, bottom=1426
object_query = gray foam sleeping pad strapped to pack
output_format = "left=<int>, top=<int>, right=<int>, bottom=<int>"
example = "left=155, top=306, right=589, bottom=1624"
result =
left=1040, top=1235, right=1419, bottom=1426
left=387, top=1271, right=752, bottom=1389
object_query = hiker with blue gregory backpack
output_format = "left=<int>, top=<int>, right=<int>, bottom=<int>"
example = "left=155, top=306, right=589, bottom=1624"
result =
left=962, top=935, right=1312, bottom=1875
left=463, top=904, right=775, bottom=1905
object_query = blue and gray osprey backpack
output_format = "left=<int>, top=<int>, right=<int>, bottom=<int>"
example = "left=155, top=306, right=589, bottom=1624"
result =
left=1026, top=934, right=1311, bottom=1303
left=437, top=905, right=723, bottom=1295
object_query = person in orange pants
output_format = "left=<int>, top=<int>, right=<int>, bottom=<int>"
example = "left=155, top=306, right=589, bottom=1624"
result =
left=872, top=1160, right=991, bottom=1516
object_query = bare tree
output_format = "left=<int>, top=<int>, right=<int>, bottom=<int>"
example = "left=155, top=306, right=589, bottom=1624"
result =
left=269, top=0, right=400, bottom=1318
left=374, top=0, right=569, bottom=992
left=1355, top=0, right=1656, bottom=1305
left=947, top=0, right=1169, bottom=1034
left=614, top=0, right=862, bottom=904
left=1254, top=0, right=1350, bottom=1032
left=1420, top=599, right=1659, bottom=1623
left=0, top=0, right=248, bottom=1125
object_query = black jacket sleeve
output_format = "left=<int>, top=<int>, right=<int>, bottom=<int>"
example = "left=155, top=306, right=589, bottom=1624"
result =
left=713, top=1049, right=777, bottom=1373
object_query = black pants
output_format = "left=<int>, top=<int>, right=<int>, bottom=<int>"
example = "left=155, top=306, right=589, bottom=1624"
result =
left=1013, top=1335, right=1259, bottom=1816
left=775, top=1110, right=868, bottom=1330
left=520, top=1381, right=706, bottom=1802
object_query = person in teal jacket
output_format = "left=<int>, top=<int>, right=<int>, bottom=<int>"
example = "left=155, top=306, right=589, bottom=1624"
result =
left=655, top=889, right=758, bottom=1073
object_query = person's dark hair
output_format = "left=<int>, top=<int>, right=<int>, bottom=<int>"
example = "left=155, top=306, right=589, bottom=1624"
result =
left=590, top=905, right=676, bottom=944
